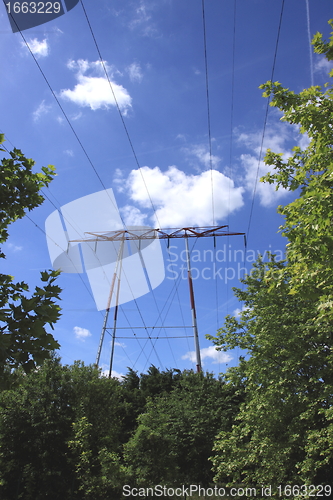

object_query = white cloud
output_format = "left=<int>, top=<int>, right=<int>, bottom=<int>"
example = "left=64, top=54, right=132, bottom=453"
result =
left=184, top=144, right=221, bottom=170
left=74, top=326, right=92, bottom=342
left=115, top=341, right=127, bottom=348
left=33, top=100, right=51, bottom=122
left=182, top=345, right=232, bottom=365
left=240, top=153, right=290, bottom=207
left=127, top=62, right=143, bottom=82
left=237, top=124, right=302, bottom=207
left=7, top=242, right=23, bottom=252
left=22, top=38, right=49, bottom=57
left=120, top=205, right=148, bottom=225
left=64, top=149, right=74, bottom=157
left=71, top=111, right=83, bottom=121
left=128, top=1, right=158, bottom=37
left=121, top=165, right=244, bottom=227
left=101, top=369, right=124, bottom=380
left=60, top=59, right=132, bottom=112
left=111, top=370, right=125, bottom=380
left=314, top=56, right=333, bottom=75
left=233, top=305, right=249, bottom=318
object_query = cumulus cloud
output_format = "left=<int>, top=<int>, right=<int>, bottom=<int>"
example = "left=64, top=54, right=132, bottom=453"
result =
left=233, top=305, right=249, bottom=318
left=101, top=369, right=124, bottom=380
left=182, top=345, right=232, bottom=365
left=33, top=100, right=51, bottom=122
left=60, top=59, right=132, bottom=112
left=184, top=144, right=221, bottom=170
left=22, top=38, right=49, bottom=57
left=129, top=1, right=157, bottom=36
left=127, top=62, right=143, bottom=82
left=314, top=56, right=333, bottom=75
left=115, top=341, right=127, bottom=348
left=74, top=326, right=92, bottom=342
left=237, top=124, right=305, bottom=207
left=120, top=205, right=148, bottom=225
left=7, top=242, right=23, bottom=252
left=119, top=165, right=244, bottom=227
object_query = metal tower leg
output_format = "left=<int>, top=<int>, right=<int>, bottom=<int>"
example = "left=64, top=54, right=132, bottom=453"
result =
left=109, top=275, right=121, bottom=378
left=184, top=236, right=202, bottom=372
left=95, top=237, right=125, bottom=367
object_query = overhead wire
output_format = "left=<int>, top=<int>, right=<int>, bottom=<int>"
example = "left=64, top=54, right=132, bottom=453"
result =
left=201, top=0, right=229, bottom=365
left=3, top=1, right=227, bottom=373
left=3, top=6, right=169, bottom=372
left=79, top=0, right=186, bottom=370
left=225, top=0, right=237, bottom=336
left=79, top=0, right=161, bottom=228
left=201, top=0, right=215, bottom=228
left=246, top=0, right=285, bottom=245
left=1, top=135, right=144, bottom=372
left=305, top=0, right=314, bottom=86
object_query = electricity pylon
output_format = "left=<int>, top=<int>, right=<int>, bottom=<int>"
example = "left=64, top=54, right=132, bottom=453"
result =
left=71, top=226, right=245, bottom=375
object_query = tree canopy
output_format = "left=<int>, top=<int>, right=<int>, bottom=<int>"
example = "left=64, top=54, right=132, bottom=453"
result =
left=207, top=20, right=333, bottom=495
left=0, top=135, right=61, bottom=384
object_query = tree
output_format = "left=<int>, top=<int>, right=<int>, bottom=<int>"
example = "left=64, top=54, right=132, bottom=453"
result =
left=0, top=135, right=61, bottom=384
left=120, top=365, right=183, bottom=445
left=208, top=259, right=333, bottom=491
left=207, top=21, right=333, bottom=496
left=259, top=19, right=333, bottom=321
left=124, top=371, right=243, bottom=488
left=0, top=358, right=127, bottom=499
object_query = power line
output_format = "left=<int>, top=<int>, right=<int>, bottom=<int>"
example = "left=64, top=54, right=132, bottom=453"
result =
left=1, top=135, right=151, bottom=372
left=79, top=0, right=161, bottom=228
left=201, top=0, right=215, bottom=227
left=305, top=0, right=314, bottom=86
left=79, top=0, right=186, bottom=370
left=246, top=0, right=285, bottom=244
left=226, top=0, right=238, bottom=318
left=3, top=7, right=166, bottom=371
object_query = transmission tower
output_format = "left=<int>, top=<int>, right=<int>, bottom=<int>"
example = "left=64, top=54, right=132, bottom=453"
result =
left=71, top=225, right=245, bottom=375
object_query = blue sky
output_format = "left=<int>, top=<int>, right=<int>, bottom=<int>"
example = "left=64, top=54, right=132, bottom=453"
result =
left=1, top=0, right=332, bottom=378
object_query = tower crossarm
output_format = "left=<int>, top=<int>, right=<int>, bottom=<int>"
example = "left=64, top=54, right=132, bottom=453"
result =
left=70, top=225, right=245, bottom=243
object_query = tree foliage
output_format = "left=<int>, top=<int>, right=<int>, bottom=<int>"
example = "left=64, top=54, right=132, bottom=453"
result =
left=124, top=370, right=243, bottom=488
left=207, top=21, right=333, bottom=496
left=0, top=361, right=243, bottom=498
left=259, top=19, right=333, bottom=321
left=0, top=135, right=61, bottom=382
left=208, top=259, right=333, bottom=491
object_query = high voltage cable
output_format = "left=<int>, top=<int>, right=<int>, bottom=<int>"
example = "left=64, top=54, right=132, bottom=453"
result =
left=1, top=136, right=150, bottom=372
left=26, top=212, right=139, bottom=372
left=3, top=5, right=170, bottom=371
left=246, top=0, right=285, bottom=244
left=305, top=0, right=314, bottom=86
left=166, top=245, right=192, bottom=358
left=79, top=0, right=161, bottom=229
left=201, top=0, right=215, bottom=227
left=79, top=0, right=185, bottom=369
left=201, top=0, right=222, bottom=352
left=3, top=10, right=106, bottom=194
left=3, top=2, right=219, bottom=372
left=25, top=211, right=141, bottom=371
left=226, top=0, right=238, bottom=318
left=128, top=237, right=178, bottom=369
